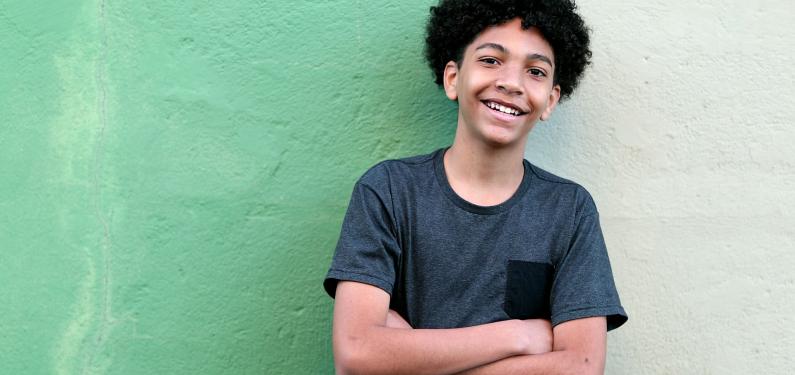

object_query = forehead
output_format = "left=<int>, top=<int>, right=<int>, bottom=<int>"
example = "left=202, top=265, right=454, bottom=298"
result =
left=465, top=18, right=554, bottom=62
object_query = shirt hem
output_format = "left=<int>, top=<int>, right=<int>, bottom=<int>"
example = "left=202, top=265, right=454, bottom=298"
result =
left=551, top=305, right=628, bottom=331
left=324, top=269, right=394, bottom=298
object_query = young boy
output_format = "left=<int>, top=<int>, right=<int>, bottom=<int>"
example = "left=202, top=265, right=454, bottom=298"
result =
left=323, top=1, right=628, bottom=374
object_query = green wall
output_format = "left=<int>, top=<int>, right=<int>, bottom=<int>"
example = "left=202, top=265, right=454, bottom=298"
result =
left=0, top=1, right=452, bottom=373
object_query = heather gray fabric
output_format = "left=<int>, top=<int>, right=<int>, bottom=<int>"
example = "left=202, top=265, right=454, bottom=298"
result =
left=324, top=148, right=628, bottom=330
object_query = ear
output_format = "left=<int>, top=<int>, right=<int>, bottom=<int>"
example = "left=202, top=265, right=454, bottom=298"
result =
left=540, top=84, right=561, bottom=121
left=442, top=61, right=459, bottom=101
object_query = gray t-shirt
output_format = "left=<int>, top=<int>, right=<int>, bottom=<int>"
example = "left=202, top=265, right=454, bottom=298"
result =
left=324, top=148, right=628, bottom=330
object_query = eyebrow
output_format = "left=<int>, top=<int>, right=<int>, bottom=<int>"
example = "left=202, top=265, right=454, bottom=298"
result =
left=474, top=42, right=554, bottom=67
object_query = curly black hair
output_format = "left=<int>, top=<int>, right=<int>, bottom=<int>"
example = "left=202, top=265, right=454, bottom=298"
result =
left=425, top=0, right=591, bottom=100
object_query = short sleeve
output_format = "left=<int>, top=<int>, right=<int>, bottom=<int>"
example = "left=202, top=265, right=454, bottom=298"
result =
left=549, top=190, right=628, bottom=331
left=323, top=168, right=402, bottom=298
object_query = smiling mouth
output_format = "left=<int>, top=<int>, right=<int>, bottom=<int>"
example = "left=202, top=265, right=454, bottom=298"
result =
left=482, top=100, right=527, bottom=117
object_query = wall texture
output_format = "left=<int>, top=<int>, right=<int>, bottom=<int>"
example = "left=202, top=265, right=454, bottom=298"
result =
left=1, top=0, right=792, bottom=374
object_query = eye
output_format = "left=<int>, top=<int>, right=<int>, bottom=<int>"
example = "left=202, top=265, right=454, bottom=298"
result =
left=479, top=57, right=500, bottom=65
left=528, top=68, right=547, bottom=77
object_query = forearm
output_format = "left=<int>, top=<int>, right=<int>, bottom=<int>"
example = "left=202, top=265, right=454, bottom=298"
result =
left=335, top=320, right=521, bottom=375
left=455, top=350, right=603, bottom=375
left=456, top=317, right=608, bottom=375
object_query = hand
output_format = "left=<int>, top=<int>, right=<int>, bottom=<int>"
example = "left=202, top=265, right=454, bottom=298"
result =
left=385, top=309, right=412, bottom=329
left=514, top=319, right=553, bottom=355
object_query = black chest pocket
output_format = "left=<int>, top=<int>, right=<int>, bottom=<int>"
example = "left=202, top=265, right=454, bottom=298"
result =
left=503, top=260, right=553, bottom=319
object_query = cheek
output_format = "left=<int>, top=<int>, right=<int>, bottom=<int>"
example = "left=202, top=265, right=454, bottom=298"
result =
left=532, top=89, right=552, bottom=107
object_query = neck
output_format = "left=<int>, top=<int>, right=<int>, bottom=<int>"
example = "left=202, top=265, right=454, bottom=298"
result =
left=443, top=126, right=527, bottom=206
left=446, top=127, right=526, bottom=183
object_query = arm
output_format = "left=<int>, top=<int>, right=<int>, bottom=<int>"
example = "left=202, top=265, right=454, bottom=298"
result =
left=454, top=190, right=625, bottom=374
left=455, top=317, right=607, bottom=375
left=332, top=281, right=553, bottom=375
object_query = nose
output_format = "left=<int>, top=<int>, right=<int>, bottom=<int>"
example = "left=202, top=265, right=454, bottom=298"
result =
left=496, top=68, right=523, bottom=95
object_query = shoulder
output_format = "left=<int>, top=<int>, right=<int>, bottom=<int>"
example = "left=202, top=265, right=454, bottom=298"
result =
left=357, top=149, right=439, bottom=189
left=524, top=161, right=598, bottom=217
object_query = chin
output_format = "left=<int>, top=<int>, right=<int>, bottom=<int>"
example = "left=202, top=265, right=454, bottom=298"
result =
left=479, top=127, right=531, bottom=148
left=480, top=133, right=521, bottom=148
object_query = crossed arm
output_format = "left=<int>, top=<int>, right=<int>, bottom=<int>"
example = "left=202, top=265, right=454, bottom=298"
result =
left=332, top=281, right=607, bottom=375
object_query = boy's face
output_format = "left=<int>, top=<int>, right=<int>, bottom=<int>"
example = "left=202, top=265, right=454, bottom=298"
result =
left=443, top=18, right=561, bottom=147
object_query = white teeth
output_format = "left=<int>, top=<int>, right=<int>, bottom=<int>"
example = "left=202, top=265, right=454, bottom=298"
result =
left=487, top=101, right=520, bottom=116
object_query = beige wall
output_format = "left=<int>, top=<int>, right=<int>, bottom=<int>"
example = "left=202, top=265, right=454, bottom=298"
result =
left=525, top=1, right=795, bottom=373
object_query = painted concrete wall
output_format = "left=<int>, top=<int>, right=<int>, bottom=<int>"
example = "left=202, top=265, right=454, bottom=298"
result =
left=1, top=1, right=792, bottom=374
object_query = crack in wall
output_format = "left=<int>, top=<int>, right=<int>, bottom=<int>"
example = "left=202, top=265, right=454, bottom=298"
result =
left=54, top=249, right=96, bottom=375
left=81, top=0, right=115, bottom=373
